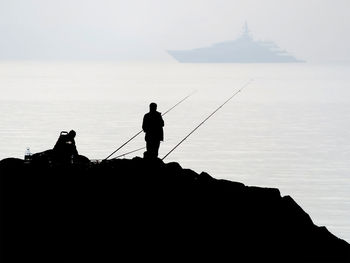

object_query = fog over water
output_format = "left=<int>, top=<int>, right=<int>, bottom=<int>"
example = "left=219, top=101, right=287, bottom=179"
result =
left=0, top=0, right=350, bottom=247
left=0, top=0, right=350, bottom=62
left=0, top=62, right=349, bottom=243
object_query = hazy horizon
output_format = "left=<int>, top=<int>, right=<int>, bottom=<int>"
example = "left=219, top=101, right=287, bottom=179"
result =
left=1, top=0, right=349, bottom=62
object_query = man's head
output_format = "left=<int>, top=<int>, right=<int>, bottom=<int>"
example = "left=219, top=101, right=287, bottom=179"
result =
left=68, top=130, right=76, bottom=139
left=149, top=102, right=157, bottom=112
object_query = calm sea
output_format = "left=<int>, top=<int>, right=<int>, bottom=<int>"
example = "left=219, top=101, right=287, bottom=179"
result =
left=0, top=61, right=349, bottom=242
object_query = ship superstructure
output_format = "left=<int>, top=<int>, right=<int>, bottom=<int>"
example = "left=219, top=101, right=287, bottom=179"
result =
left=167, top=23, right=304, bottom=63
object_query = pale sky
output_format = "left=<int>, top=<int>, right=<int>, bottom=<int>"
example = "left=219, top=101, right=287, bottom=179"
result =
left=0, top=0, right=349, bottom=62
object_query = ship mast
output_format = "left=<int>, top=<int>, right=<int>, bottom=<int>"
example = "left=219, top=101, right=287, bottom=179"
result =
left=243, top=21, right=250, bottom=37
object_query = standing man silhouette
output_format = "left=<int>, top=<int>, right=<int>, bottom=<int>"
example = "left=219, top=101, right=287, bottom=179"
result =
left=142, top=103, right=164, bottom=159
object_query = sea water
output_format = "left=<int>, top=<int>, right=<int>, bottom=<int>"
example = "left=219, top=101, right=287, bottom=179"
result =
left=0, top=61, right=349, bottom=242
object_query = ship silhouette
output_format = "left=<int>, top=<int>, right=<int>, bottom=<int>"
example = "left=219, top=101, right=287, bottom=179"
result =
left=167, top=22, right=304, bottom=63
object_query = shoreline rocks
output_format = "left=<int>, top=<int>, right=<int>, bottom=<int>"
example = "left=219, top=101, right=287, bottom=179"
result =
left=1, top=157, right=349, bottom=261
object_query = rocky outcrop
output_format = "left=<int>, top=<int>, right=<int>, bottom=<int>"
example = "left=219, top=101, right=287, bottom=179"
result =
left=0, top=157, right=349, bottom=261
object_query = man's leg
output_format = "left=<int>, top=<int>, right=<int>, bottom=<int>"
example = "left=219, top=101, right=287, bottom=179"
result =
left=146, top=140, right=160, bottom=158
left=153, top=141, right=160, bottom=158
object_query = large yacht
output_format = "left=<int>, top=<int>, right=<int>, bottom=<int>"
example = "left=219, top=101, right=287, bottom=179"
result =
left=167, top=23, right=304, bottom=63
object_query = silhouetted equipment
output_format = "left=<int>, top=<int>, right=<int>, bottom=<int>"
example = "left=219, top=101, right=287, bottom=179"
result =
left=162, top=80, right=252, bottom=160
left=142, top=103, right=164, bottom=159
left=104, top=91, right=196, bottom=160
left=53, top=130, right=78, bottom=162
left=24, top=147, right=32, bottom=162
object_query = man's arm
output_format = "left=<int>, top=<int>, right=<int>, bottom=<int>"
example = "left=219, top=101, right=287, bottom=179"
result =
left=158, top=112, right=164, bottom=127
left=142, top=114, right=147, bottom=132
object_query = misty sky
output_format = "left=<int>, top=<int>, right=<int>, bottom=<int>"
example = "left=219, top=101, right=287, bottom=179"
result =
left=0, top=0, right=349, bottom=62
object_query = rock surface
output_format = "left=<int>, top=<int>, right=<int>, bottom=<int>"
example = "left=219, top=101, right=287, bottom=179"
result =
left=0, top=156, right=349, bottom=261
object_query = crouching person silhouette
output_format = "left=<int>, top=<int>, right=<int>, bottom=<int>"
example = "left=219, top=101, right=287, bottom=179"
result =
left=142, top=103, right=164, bottom=159
left=53, top=130, right=78, bottom=163
left=31, top=129, right=89, bottom=165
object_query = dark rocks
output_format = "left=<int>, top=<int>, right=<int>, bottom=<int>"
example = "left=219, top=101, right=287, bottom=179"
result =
left=0, top=157, right=349, bottom=262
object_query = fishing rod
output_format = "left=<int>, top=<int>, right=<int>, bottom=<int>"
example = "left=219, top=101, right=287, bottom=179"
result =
left=112, top=146, right=145, bottom=159
left=104, top=91, right=196, bottom=160
left=162, top=80, right=252, bottom=161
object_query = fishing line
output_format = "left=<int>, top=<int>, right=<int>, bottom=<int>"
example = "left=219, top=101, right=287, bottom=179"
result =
left=162, top=80, right=252, bottom=161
